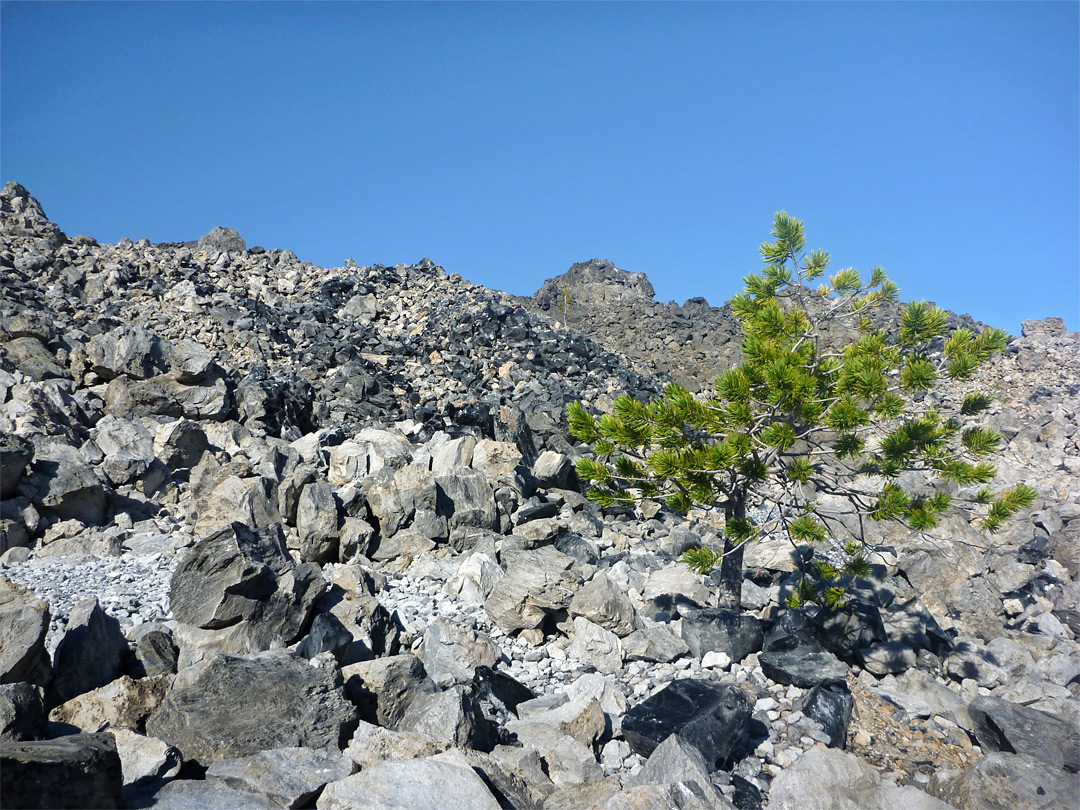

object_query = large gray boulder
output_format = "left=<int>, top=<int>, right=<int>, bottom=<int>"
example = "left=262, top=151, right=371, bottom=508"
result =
left=436, top=469, right=499, bottom=531
left=0, top=433, right=33, bottom=498
left=86, top=326, right=168, bottom=381
left=968, top=695, right=1080, bottom=773
left=20, top=441, right=107, bottom=524
left=569, top=571, right=639, bottom=637
left=419, top=617, right=501, bottom=686
left=341, top=653, right=432, bottom=728
left=0, top=682, right=46, bottom=741
left=48, top=597, right=130, bottom=708
left=93, top=415, right=158, bottom=486
left=169, top=522, right=293, bottom=631
left=197, top=226, right=246, bottom=253
left=0, top=577, right=52, bottom=688
left=295, top=480, right=340, bottom=564
left=0, top=731, right=124, bottom=809
left=928, top=752, right=1080, bottom=810
left=153, top=418, right=209, bottom=469
left=766, top=746, right=955, bottom=810
left=146, top=650, right=357, bottom=765
left=317, top=757, right=502, bottom=810
left=484, top=546, right=582, bottom=633
left=206, top=746, right=355, bottom=808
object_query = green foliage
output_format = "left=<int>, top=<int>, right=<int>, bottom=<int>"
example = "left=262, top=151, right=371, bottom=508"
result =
left=568, top=211, right=1031, bottom=609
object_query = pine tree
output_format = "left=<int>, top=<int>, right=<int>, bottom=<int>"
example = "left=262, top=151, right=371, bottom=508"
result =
left=568, top=212, right=1035, bottom=610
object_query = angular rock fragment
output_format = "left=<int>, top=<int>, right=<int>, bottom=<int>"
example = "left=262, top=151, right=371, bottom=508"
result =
left=0, top=577, right=52, bottom=688
left=0, top=681, right=46, bottom=741
left=49, top=597, right=130, bottom=708
left=679, top=607, right=763, bottom=663
left=928, top=752, right=1080, bottom=810
left=146, top=649, right=357, bottom=765
left=969, top=695, right=1080, bottom=773
left=206, top=746, right=355, bottom=809
left=0, top=731, right=124, bottom=810
left=621, top=680, right=751, bottom=767
left=317, top=758, right=502, bottom=810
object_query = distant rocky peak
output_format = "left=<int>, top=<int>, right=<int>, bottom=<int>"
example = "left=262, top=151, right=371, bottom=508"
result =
left=0, top=181, right=67, bottom=247
left=533, top=258, right=656, bottom=311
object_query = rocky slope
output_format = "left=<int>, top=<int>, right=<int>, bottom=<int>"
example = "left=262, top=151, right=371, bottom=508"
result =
left=1, top=181, right=1077, bottom=810
left=521, top=257, right=990, bottom=393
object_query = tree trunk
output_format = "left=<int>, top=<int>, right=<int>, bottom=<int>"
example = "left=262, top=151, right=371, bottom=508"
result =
left=714, top=492, right=746, bottom=609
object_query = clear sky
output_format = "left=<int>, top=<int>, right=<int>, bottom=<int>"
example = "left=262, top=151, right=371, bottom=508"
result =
left=2, top=2, right=1077, bottom=334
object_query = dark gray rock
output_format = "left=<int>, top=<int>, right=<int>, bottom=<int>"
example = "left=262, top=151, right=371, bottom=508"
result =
left=436, top=469, right=499, bottom=531
left=484, top=545, right=582, bottom=632
left=153, top=419, right=209, bottom=469
left=21, top=442, right=107, bottom=524
left=86, top=326, right=167, bottom=381
left=132, top=625, right=179, bottom=677
left=396, top=684, right=493, bottom=749
left=0, top=578, right=52, bottom=688
left=621, top=680, right=752, bottom=767
left=816, top=594, right=887, bottom=660
left=295, top=480, right=340, bottom=564
left=198, top=226, right=246, bottom=253
left=680, top=608, right=764, bottom=663
left=0, top=682, right=46, bottom=741
left=969, top=695, right=1080, bottom=773
left=928, top=752, right=1080, bottom=810
left=341, top=653, right=433, bottom=728
left=0, top=731, right=123, bottom=809
left=0, top=433, right=33, bottom=498
left=126, top=777, right=275, bottom=810
left=472, top=665, right=536, bottom=724
left=800, top=683, right=853, bottom=748
left=48, top=598, right=129, bottom=708
left=206, top=746, right=355, bottom=809
left=169, top=522, right=292, bottom=630
left=758, top=646, right=849, bottom=688
left=146, top=649, right=357, bottom=766
left=5, top=336, right=66, bottom=381
left=569, top=571, right=639, bottom=637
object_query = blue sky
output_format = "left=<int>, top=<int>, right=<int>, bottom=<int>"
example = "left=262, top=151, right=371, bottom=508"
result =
left=2, top=2, right=1077, bottom=333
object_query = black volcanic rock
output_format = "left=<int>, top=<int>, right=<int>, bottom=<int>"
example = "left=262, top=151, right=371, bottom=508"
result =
left=622, top=679, right=752, bottom=767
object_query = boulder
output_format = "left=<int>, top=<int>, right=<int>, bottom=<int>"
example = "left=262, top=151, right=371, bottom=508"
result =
left=484, top=545, right=582, bottom=633
left=605, top=782, right=735, bottom=810
left=49, top=674, right=170, bottom=734
left=110, top=728, right=182, bottom=802
left=0, top=731, right=124, bottom=809
left=169, top=522, right=292, bottom=630
left=316, top=758, right=502, bottom=810
left=436, top=469, right=499, bottom=531
left=621, top=680, right=752, bottom=767
left=21, top=441, right=106, bottom=524
left=0, top=433, right=33, bottom=498
left=341, top=653, right=433, bottom=728
left=194, top=475, right=281, bottom=538
left=86, top=326, right=167, bottom=380
left=93, top=415, right=157, bottom=486
left=206, top=746, right=355, bottom=809
left=48, top=598, right=130, bottom=708
left=767, top=746, right=955, bottom=810
left=344, top=720, right=450, bottom=769
left=198, top=226, right=246, bottom=253
left=622, top=624, right=689, bottom=663
left=0, top=577, right=52, bottom=687
left=295, top=480, right=340, bottom=564
left=4, top=336, right=66, bottom=381
left=928, top=752, right=1080, bottom=810
left=511, top=694, right=606, bottom=750
left=472, top=665, right=536, bottom=724
left=532, top=450, right=577, bottom=489
left=680, top=608, right=764, bottom=663
left=968, top=695, right=1080, bottom=773
left=146, top=650, right=357, bottom=765
left=420, top=617, right=501, bottom=686
left=0, top=682, right=46, bottom=741
left=570, top=572, right=639, bottom=637
left=567, top=616, right=625, bottom=675
left=153, top=419, right=209, bottom=469
left=126, top=777, right=273, bottom=809
left=800, top=683, right=853, bottom=748
left=396, top=685, right=492, bottom=749
left=634, top=732, right=714, bottom=788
